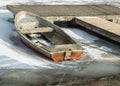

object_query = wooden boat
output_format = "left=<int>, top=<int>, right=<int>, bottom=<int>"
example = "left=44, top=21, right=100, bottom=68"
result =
left=15, top=11, right=83, bottom=62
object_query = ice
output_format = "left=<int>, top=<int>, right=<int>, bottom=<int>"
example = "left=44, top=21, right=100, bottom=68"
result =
left=0, top=1, right=119, bottom=86
left=0, top=0, right=119, bottom=75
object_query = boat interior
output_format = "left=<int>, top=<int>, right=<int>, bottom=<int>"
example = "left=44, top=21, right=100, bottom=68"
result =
left=17, top=13, right=75, bottom=47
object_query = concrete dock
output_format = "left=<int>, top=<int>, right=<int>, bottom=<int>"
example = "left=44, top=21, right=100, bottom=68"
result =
left=7, top=5, right=120, bottom=43
left=7, top=5, right=120, bottom=16
left=7, top=5, right=120, bottom=23
left=75, top=17, right=120, bottom=43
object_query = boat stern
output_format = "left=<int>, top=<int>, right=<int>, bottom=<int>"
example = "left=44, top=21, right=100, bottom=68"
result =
left=50, top=44, right=83, bottom=62
left=51, top=50, right=83, bottom=62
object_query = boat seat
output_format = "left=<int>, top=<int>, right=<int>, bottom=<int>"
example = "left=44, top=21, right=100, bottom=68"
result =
left=18, top=27, right=54, bottom=34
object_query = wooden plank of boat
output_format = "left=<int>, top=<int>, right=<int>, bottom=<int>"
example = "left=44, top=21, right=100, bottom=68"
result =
left=15, top=11, right=83, bottom=62
left=18, top=27, right=54, bottom=34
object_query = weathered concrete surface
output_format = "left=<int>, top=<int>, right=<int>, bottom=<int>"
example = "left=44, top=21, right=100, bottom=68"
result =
left=7, top=5, right=120, bottom=16
left=7, top=5, right=120, bottom=23
left=75, top=17, right=120, bottom=43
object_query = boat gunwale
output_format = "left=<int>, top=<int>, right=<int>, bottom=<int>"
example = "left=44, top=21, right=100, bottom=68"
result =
left=15, top=11, right=83, bottom=61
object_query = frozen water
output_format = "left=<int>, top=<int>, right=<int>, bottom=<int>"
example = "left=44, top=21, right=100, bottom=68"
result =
left=0, top=1, right=120, bottom=82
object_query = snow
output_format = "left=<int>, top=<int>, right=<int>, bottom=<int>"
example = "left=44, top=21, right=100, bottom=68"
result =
left=0, top=0, right=120, bottom=71
left=0, top=0, right=120, bottom=6
left=63, top=28, right=120, bottom=61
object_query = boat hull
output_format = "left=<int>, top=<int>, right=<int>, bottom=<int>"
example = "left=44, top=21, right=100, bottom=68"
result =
left=15, top=11, right=83, bottom=62
left=20, top=35, right=83, bottom=62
